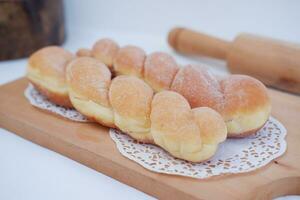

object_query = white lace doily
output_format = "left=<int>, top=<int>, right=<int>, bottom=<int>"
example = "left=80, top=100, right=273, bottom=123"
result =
left=24, top=84, right=88, bottom=122
left=110, top=117, right=287, bottom=179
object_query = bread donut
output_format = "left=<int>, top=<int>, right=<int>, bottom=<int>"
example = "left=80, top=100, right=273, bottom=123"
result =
left=150, top=91, right=226, bottom=162
left=171, top=65, right=271, bottom=137
left=66, top=57, right=114, bottom=127
left=92, top=38, right=119, bottom=69
left=109, top=75, right=154, bottom=143
left=219, top=75, right=271, bottom=137
left=144, top=52, right=179, bottom=91
left=26, top=46, right=74, bottom=107
left=113, top=45, right=146, bottom=77
left=171, top=65, right=224, bottom=112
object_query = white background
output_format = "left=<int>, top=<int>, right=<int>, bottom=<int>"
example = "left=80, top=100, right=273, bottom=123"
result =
left=1, top=0, right=300, bottom=199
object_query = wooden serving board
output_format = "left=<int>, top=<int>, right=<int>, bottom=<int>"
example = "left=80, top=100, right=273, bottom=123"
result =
left=1, top=78, right=300, bottom=200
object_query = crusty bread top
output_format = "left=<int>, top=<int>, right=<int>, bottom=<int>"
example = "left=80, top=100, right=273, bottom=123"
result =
left=220, top=74, right=271, bottom=116
left=144, top=52, right=179, bottom=91
left=28, top=46, right=74, bottom=85
left=113, top=45, right=146, bottom=77
left=92, top=38, right=119, bottom=68
left=109, top=75, right=153, bottom=119
left=66, top=57, right=112, bottom=107
left=171, top=65, right=224, bottom=112
left=150, top=91, right=201, bottom=142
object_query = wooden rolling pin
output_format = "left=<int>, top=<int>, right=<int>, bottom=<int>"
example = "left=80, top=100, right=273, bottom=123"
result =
left=168, top=28, right=300, bottom=94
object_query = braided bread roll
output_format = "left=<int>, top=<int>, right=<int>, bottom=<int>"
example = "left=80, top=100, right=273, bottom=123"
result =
left=109, top=75, right=153, bottom=143
left=66, top=57, right=114, bottom=127
left=26, top=38, right=270, bottom=138
left=92, top=39, right=119, bottom=69
left=86, top=39, right=271, bottom=137
left=66, top=57, right=227, bottom=162
left=27, top=46, right=74, bottom=107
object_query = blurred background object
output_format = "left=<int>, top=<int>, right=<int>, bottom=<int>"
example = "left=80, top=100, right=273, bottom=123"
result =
left=0, top=0, right=65, bottom=60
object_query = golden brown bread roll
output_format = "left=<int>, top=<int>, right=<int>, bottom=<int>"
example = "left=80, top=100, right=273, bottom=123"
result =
left=171, top=65, right=224, bottom=112
left=219, top=75, right=271, bottom=137
left=63, top=57, right=226, bottom=162
left=171, top=65, right=271, bottom=137
left=150, top=91, right=226, bottom=162
left=144, top=52, right=179, bottom=92
left=113, top=45, right=146, bottom=77
left=66, top=57, right=115, bottom=127
left=109, top=75, right=154, bottom=143
left=26, top=46, right=74, bottom=107
left=92, top=38, right=119, bottom=69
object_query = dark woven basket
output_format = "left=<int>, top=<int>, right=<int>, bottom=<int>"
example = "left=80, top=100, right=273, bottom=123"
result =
left=0, top=0, right=65, bottom=60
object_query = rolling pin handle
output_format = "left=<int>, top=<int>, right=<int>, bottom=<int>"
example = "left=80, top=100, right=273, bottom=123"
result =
left=168, top=27, right=230, bottom=60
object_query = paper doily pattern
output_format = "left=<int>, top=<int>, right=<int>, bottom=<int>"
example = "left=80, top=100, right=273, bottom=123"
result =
left=24, top=84, right=88, bottom=122
left=110, top=117, right=287, bottom=179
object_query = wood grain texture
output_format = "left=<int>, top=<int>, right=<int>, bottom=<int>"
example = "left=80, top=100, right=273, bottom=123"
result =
left=168, top=28, right=230, bottom=60
left=227, top=34, right=300, bottom=94
left=0, top=78, right=300, bottom=200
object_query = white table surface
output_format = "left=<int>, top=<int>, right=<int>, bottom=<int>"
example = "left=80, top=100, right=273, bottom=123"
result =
left=1, top=1, right=300, bottom=199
